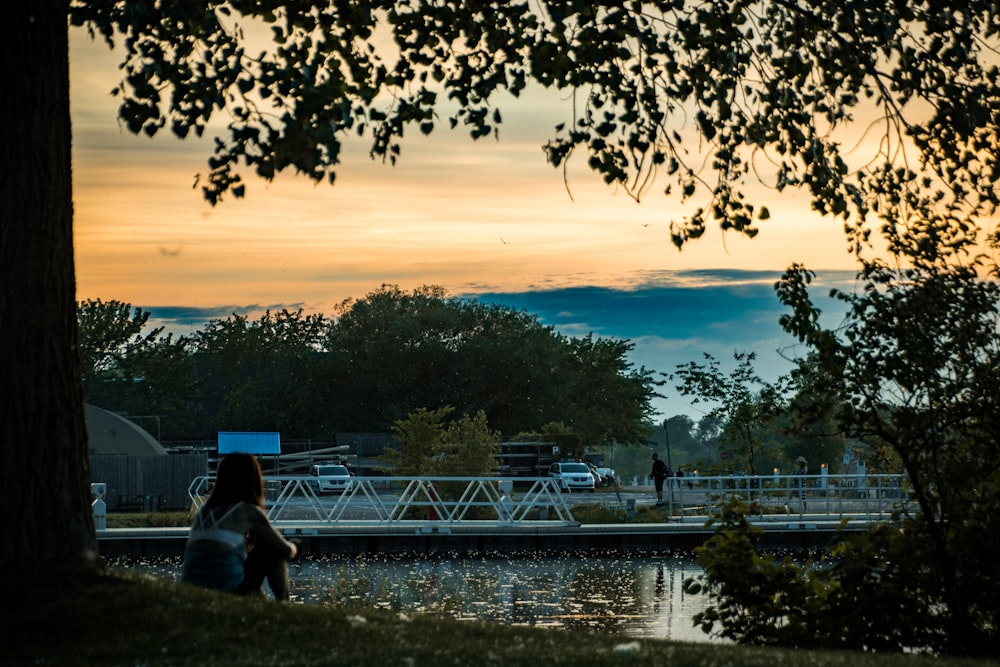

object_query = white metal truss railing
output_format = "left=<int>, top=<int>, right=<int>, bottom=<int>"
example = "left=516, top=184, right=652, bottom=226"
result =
left=187, top=476, right=579, bottom=526
left=183, top=472, right=912, bottom=528
left=657, top=473, right=910, bottom=521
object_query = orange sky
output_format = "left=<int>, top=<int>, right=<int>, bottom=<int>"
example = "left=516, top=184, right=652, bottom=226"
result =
left=63, top=15, right=1000, bottom=429
left=69, top=30, right=857, bottom=316
left=69, top=27, right=884, bottom=422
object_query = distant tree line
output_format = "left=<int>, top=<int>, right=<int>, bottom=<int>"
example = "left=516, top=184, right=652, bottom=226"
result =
left=78, top=285, right=658, bottom=447
left=77, top=288, right=858, bottom=477
left=663, top=352, right=853, bottom=477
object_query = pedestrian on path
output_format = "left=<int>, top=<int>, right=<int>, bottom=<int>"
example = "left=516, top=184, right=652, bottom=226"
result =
left=789, top=456, right=808, bottom=512
left=649, top=453, right=671, bottom=505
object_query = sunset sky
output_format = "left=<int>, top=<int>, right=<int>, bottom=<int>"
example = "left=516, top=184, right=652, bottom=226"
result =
left=69, top=28, right=860, bottom=421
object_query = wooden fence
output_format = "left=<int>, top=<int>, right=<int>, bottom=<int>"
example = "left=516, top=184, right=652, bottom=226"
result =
left=90, top=453, right=209, bottom=511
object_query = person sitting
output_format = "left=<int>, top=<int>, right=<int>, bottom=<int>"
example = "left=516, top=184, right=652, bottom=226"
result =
left=181, top=452, right=299, bottom=600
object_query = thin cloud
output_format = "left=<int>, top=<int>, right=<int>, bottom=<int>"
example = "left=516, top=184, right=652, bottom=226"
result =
left=467, top=270, right=853, bottom=417
left=148, top=303, right=305, bottom=333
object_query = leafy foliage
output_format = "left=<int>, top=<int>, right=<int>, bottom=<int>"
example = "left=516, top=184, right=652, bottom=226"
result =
left=70, top=2, right=1000, bottom=253
left=662, top=414, right=696, bottom=452
left=385, top=406, right=455, bottom=476
left=323, top=285, right=657, bottom=440
left=79, top=288, right=656, bottom=444
left=685, top=500, right=820, bottom=647
left=680, top=251, right=1000, bottom=656
left=685, top=499, right=951, bottom=653
left=385, top=406, right=500, bottom=478
left=671, top=352, right=789, bottom=475
left=438, top=410, right=501, bottom=476
left=191, top=308, right=329, bottom=435
left=77, top=299, right=194, bottom=417
left=514, top=420, right=585, bottom=460
left=773, top=354, right=857, bottom=471
left=564, top=335, right=660, bottom=446
left=774, top=258, right=1000, bottom=656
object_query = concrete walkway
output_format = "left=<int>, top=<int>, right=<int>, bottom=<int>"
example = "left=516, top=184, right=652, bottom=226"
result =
left=98, top=513, right=869, bottom=559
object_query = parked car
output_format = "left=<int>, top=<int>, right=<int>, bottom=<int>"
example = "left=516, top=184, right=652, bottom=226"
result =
left=595, top=466, right=616, bottom=487
left=548, top=461, right=596, bottom=492
left=586, top=463, right=605, bottom=487
left=309, top=463, right=353, bottom=494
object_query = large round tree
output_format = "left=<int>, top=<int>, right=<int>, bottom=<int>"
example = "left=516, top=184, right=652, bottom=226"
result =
left=3, top=2, right=999, bottom=590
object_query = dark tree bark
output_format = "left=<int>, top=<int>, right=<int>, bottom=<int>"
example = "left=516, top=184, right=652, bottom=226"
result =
left=1, top=2, right=98, bottom=569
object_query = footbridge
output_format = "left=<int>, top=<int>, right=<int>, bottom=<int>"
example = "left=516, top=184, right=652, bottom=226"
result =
left=186, top=471, right=909, bottom=528
left=94, top=473, right=910, bottom=558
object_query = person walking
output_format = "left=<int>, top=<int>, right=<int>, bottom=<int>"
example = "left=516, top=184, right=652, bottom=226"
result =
left=649, top=452, right=671, bottom=506
left=676, top=466, right=693, bottom=489
left=790, top=456, right=808, bottom=512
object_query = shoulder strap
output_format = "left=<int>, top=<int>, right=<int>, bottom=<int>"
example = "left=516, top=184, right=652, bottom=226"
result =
left=196, top=502, right=243, bottom=529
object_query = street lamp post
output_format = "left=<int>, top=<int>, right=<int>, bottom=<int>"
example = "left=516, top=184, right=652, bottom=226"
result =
left=662, top=420, right=673, bottom=471
left=662, top=419, right=675, bottom=506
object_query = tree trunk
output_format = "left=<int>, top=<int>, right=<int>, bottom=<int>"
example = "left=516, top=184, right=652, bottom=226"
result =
left=0, top=2, right=98, bottom=569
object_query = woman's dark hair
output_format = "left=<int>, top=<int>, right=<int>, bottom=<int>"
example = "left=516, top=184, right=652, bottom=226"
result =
left=206, top=453, right=265, bottom=509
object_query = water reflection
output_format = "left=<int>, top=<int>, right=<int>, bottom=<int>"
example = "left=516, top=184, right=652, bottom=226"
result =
left=112, top=554, right=719, bottom=643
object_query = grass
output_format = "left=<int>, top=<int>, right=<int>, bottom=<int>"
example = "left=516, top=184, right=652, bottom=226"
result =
left=107, top=510, right=191, bottom=528
left=3, top=565, right=992, bottom=667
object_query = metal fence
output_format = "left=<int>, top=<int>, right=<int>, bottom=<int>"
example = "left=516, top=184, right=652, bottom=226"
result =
left=657, top=472, right=910, bottom=521
left=90, top=453, right=209, bottom=511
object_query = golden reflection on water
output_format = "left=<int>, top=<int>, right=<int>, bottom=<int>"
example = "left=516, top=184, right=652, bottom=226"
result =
left=119, top=553, right=721, bottom=643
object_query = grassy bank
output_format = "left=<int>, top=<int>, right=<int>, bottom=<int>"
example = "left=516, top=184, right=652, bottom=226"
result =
left=107, top=511, right=192, bottom=528
left=3, top=566, right=991, bottom=667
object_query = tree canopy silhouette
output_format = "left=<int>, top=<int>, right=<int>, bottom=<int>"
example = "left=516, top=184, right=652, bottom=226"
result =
left=4, top=2, right=998, bottom=598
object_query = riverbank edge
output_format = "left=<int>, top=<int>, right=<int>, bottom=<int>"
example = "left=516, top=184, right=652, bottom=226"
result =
left=5, top=565, right=988, bottom=667
left=98, top=518, right=865, bottom=560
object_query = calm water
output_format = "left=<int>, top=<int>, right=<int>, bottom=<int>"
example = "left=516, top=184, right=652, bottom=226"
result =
left=112, top=554, right=720, bottom=643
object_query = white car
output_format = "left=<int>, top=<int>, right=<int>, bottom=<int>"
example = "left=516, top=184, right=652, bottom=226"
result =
left=548, top=461, right=596, bottom=492
left=309, top=463, right=353, bottom=494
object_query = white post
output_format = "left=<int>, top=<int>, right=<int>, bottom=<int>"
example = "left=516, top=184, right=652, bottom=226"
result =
left=498, top=479, right=513, bottom=522
left=91, top=483, right=107, bottom=531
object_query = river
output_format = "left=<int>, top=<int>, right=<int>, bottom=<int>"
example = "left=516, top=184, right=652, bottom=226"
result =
left=110, top=553, right=721, bottom=643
